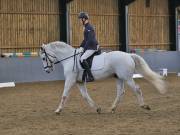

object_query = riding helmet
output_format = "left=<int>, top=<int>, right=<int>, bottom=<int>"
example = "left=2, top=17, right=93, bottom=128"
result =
left=78, top=12, right=89, bottom=19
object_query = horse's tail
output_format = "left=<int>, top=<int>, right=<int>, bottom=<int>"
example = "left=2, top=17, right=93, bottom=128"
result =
left=131, top=54, right=167, bottom=94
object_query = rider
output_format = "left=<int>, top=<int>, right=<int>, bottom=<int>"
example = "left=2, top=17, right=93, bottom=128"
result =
left=78, top=12, right=99, bottom=82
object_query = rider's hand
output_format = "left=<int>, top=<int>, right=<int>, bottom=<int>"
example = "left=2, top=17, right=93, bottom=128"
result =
left=79, top=47, right=84, bottom=53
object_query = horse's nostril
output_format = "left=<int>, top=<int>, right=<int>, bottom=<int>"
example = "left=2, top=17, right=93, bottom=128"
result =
left=46, top=70, right=50, bottom=73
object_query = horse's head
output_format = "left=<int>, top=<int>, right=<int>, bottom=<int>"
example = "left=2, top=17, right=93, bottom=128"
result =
left=39, top=43, right=57, bottom=73
left=39, top=41, right=75, bottom=73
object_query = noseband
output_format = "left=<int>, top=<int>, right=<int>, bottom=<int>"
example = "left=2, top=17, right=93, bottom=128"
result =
left=41, top=48, right=57, bottom=70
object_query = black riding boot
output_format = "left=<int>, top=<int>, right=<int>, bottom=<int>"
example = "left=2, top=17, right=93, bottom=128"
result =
left=82, top=60, right=94, bottom=82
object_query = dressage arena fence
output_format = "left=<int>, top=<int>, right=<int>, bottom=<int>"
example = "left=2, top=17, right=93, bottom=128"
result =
left=1, top=52, right=38, bottom=57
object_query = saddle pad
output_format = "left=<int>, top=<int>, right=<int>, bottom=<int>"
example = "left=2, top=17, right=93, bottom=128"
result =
left=91, top=52, right=105, bottom=71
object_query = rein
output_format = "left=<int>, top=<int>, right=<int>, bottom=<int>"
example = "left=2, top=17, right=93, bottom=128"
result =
left=54, top=49, right=82, bottom=64
left=42, top=48, right=82, bottom=69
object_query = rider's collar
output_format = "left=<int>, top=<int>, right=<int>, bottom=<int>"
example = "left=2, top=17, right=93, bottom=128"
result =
left=84, top=22, right=89, bottom=27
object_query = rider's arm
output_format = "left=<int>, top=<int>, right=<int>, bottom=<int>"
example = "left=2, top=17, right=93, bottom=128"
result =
left=80, top=39, right=86, bottom=48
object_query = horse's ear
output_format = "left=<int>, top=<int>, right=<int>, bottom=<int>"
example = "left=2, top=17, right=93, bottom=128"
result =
left=42, top=43, right=46, bottom=48
left=40, top=43, right=46, bottom=50
left=40, top=47, right=43, bottom=51
left=40, top=43, right=45, bottom=53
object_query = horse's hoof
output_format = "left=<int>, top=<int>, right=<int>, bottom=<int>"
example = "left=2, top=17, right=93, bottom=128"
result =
left=96, top=107, right=101, bottom=114
left=111, top=108, right=116, bottom=114
left=55, top=112, right=60, bottom=115
left=141, top=105, right=151, bottom=110
left=55, top=109, right=62, bottom=115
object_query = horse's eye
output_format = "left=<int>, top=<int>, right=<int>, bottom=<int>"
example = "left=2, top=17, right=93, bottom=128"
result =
left=42, top=58, right=46, bottom=61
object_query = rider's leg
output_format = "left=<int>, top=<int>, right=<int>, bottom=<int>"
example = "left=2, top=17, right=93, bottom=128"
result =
left=81, top=50, right=96, bottom=82
left=82, top=60, right=94, bottom=81
left=80, top=50, right=96, bottom=63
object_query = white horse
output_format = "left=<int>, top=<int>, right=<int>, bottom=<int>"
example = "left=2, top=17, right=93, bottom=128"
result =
left=39, top=41, right=167, bottom=114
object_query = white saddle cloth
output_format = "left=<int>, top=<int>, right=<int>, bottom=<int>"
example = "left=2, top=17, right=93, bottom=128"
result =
left=91, top=52, right=105, bottom=70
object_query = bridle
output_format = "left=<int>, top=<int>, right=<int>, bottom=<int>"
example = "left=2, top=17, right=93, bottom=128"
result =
left=41, top=48, right=57, bottom=70
left=41, top=47, right=83, bottom=70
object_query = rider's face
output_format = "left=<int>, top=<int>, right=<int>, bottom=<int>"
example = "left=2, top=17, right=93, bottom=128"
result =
left=79, top=18, right=86, bottom=25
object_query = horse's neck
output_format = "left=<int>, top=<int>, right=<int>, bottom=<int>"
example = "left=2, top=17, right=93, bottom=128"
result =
left=53, top=47, right=75, bottom=66
left=59, top=50, right=74, bottom=57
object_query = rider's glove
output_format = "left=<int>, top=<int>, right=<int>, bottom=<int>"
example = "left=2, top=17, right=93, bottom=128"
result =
left=78, top=47, right=84, bottom=53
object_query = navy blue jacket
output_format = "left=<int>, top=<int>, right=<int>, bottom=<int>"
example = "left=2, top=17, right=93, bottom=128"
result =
left=80, top=23, right=98, bottom=51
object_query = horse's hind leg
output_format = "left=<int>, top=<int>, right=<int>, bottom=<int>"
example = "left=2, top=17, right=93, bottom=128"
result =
left=126, top=78, right=151, bottom=110
left=77, top=83, right=101, bottom=114
left=111, top=79, right=125, bottom=113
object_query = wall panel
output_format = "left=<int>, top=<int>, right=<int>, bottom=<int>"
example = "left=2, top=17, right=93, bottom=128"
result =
left=67, top=0, right=120, bottom=50
left=0, top=0, right=60, bottom=53
left=128, top=0, right=171, bottom=50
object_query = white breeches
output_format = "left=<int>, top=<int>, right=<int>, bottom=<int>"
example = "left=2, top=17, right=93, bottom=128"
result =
left=80, top=50, right=96, bottom=62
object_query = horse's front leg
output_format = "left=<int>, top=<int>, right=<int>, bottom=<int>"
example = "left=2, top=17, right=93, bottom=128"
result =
left=77, top=83, right=101, bottom=114
left=55, top=76, right=76, bottom=114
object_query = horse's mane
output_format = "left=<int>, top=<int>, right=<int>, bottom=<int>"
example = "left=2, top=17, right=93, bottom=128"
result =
left=45, top=41, right=74, bottom=51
